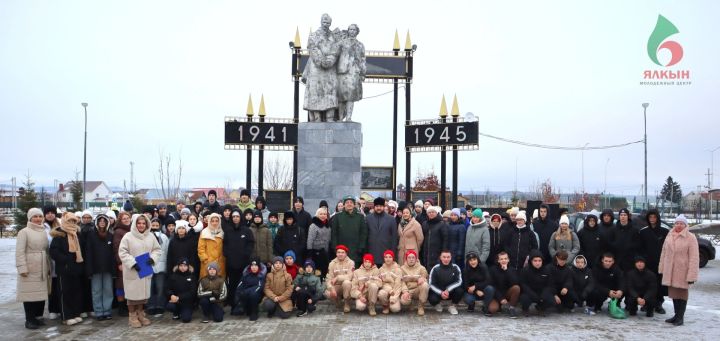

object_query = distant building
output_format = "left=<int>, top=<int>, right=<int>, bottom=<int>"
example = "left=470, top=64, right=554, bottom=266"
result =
left=58, top=181, right=113, bottom=202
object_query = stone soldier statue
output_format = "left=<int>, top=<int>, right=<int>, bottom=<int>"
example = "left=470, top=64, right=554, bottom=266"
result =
left=336, top=24, right=366, bottom=122
left=302, top=13, right=340, bottom=122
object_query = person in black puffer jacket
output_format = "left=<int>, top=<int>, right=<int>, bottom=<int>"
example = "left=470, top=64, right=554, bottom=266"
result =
left=421, top=207, right=448, bottom=270
left=589, top=252, right=625, bottom=313
left=487, top=214, right=511, bottom=267
left=224, top=210, right=256, bottom=310
left=571, top=255, right=595, bottom=313
left=232, top=259, right=267, bottom=321
left=547, top=250, right=574, bottom=312
left=84, top=214, right=117, bottom=319
left=577, top=214, right=606, bottom=268
left=490, top=251, right=521, bottom=318
left=519, top=250, right=555, bottom=316
left=624, top=256, right=657, bottom=317
left=532, top=204, right=559, bottom=262
left=274, top=211, right=307, bottom=261
left=636, top=209, right=668, bottom=314
left=165, top=258, right=197, bottom=323
left=166, top=221, right=200, bottom=281
left=606, top=208, right=639, bottom=272
left=462, top=252, right=497, bottom=315
left=505, top=212, right=538, bottom=270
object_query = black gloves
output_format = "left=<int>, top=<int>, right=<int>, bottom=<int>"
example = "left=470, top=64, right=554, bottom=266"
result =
left=147, top=258, right=155, bottom=266
left=132, top=264, right=141, bottom=272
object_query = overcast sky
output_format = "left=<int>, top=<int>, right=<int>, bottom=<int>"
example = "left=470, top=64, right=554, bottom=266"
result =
left=1, top=0, right=718, bottom=197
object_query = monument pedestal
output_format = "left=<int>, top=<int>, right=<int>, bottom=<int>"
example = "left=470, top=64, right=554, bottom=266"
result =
left=297, top=122, right=362, bottom=211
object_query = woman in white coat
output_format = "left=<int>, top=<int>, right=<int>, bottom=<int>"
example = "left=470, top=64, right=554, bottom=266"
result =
left=119, top=214, right=161, bottom=328
left=16, top=208, right=51, bottom=330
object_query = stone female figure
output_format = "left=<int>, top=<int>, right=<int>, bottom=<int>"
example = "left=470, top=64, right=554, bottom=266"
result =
left=337, top=24, right=366, bottom=121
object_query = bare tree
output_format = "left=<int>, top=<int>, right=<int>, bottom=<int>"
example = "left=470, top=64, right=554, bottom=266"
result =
left=154, top=149, right=184, bottom=201
left=255, top=155, right=293, bottom=190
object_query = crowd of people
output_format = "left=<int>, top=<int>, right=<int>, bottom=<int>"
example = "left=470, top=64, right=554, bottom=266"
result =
left=14, top=188, right=700, bottom=330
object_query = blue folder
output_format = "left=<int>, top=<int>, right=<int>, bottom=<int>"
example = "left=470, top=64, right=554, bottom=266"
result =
left=134, top=252, right=154, bottom=278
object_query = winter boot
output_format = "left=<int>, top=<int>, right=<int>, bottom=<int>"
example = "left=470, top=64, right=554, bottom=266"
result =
left=368, top=305, right=377, bottom=316
left=665, top=299, right=679, bottom=324
left=417, top=302, right=425, bottom=316
left=382, top=305, right=390, bottom=314
left=673, top=300, right=686, bottom=326
left=118, top=300, right=129, bottom=317
left=343, top=299, right=351, bottom=313
left=137, top=306, right=151, bottom=326
left=127, top=305, right=141, bottom=328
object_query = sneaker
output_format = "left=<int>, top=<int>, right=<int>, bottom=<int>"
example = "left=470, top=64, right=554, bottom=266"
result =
left=655, top=306, right=666, bottom=314
left=89, top=312, right=96, bottom=317
left=105, top=315, right=113, bottom=320
left=584, top=307, right=596, bottom=315
left=509, top=307, right=518, bottom=319
left=74, top=317, right=83, bottom=323
left=434, top=304, right=443, bottom=313
left=64, top=318, right=79, bottom=326
left=24, top=321, right=39, bottom=330
left=296, top=310, right=307, bottom=317
left=48, top=313, right=59, bottom=320
left=172, top=314, right=180, bottom=320
left=201, top=318, right=210, bottom=323
left=249, top=314, right=258, bottom=322
left=34, top=318, right=46, bottom=326
left=308, top=305, right=316, bottom=314
left=483, top=308, right=492, bottom=317
left=466, top=304, right=475, bottom=312
left=448, top=305, right=458, bottom=315
left=80, top=312, right=88, bottom=318
left=153, top=313, right=163, bottom=318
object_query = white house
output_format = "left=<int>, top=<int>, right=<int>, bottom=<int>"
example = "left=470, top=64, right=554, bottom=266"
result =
left=58, top=181, right=114, bottom=202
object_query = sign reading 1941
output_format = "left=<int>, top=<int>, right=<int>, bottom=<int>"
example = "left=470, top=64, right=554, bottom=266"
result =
left=404, top=120, right=479, bottom=152
left=224, top=117, right=298, bottom=151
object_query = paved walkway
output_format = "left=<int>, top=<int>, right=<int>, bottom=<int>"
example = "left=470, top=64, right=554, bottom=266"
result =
left=2, top=238, right=719, bottom=340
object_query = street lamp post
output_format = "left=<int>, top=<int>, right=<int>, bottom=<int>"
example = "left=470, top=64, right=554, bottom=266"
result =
left=604, top=158, right=610, bottom=208
left=642, top=103, right=649, bottom=210
left=81, top=102, right=88, bottom=210
left=581, top=142, right=589, bottom=195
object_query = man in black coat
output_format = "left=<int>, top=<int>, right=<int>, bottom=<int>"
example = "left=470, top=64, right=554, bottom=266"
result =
left=366, top=198, right=399, bottom=267
left=490, top=251, right=521, bottom=318
left=637, top=209, right=668, bottom=314
left=421, top=207, right=448, bottom=270
left=606, top=208, right=639, bottom=272
left=223, top=210, right=256, bottom=309
left=202, top=190, right=222, bottom=214
left=292, top=197, right=313, bottom=246
left=532, top=204, right=559, bottom=262
left=577, top=214, right=606, bottom=268
left=625, top=256, right=658, bottom=317
left=519, top=250, right=555, bottom=316
left=547, top=250, right=574, bottom=312
left=589, top=253, right=624, bottom=313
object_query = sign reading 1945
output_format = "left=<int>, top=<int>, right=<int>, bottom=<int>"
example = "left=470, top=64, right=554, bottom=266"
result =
left=224, top=117, right=298, bottom=150
left=404, top=120, right=479, bottom=152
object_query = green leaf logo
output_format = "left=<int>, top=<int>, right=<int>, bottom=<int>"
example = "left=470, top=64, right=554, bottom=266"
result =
left=647, top=15, right=684, bottom=67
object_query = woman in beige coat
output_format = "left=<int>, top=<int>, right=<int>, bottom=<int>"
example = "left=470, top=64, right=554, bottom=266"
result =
left=658, top=214, right=699, bottom=326
left=397, top=207, right=423, bottom=265
left=118, top=214, right=161, bottom=328
left=16, top=208, right=51, bottom=330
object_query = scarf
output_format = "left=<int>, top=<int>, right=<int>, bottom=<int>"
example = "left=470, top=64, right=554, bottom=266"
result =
left=400, top=218, right=410, bottom=230
left=61, top=220, right=84, bottom=263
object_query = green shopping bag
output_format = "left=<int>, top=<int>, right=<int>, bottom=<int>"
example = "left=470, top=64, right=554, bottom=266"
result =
left=608, top=298, right=627, bottom=319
